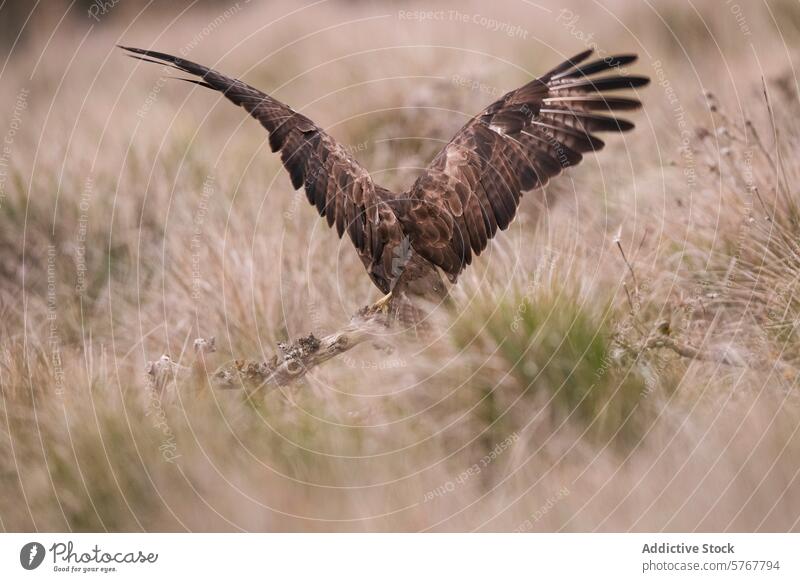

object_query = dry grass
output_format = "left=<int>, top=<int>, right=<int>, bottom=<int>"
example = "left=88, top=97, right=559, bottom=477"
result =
left=1, top=0, right=800, bottom=531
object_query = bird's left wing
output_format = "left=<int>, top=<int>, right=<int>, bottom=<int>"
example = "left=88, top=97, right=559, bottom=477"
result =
left=401, top=49, right=649, bottom=280
left=120, top=46, right=405, bottom=293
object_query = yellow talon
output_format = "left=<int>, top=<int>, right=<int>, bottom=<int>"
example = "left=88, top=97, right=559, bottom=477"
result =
left=372, top=292, right=393, bottom=313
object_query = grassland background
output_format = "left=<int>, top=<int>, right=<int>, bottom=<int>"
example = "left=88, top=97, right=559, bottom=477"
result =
left=1, top=0, right=800, bottom=531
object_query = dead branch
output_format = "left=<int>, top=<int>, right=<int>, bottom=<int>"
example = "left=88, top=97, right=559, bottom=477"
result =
left=145, top=336, right=217, bottom=394
left=641, top=335, right=737, bottom=366
left=640, top=332, right=796, bottom=377
left=145, top=309, right=389, bottom=394
left=144, top=302, right=797, bottom=397
left=211, top=309, right=389, bottom=392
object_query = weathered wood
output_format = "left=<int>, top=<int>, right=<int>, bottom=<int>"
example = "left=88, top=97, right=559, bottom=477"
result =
left=144, top=304, right=390, bottom=394
left=211, top=310, right=389, bottom=392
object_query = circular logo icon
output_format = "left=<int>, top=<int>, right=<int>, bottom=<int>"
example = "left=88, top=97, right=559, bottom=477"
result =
left=20, top=542, right=46, bottom=570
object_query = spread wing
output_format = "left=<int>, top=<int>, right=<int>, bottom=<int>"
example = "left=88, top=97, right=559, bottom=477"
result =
left=120, top=46, right=404, bottom=293
left=401, top=49, right=649, bottom=280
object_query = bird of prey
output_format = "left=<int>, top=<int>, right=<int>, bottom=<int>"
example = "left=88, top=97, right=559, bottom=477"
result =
left=121, top=46, right=648, bottom=315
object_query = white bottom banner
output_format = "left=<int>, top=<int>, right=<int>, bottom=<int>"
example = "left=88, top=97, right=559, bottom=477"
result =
left=1, top=533, right=797, bottom=580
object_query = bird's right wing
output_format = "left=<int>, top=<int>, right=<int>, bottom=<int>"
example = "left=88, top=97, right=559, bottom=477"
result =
left=402, top=49, right=649, bottom=280
left=120, top=46, right=404, bottom=293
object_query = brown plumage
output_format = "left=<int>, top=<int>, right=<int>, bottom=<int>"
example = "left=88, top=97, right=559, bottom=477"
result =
left=121, top=46, right=648, bottom=306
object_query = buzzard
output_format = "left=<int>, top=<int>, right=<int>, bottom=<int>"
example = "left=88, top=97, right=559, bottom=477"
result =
left=121, top=46, right=648, bottom=314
